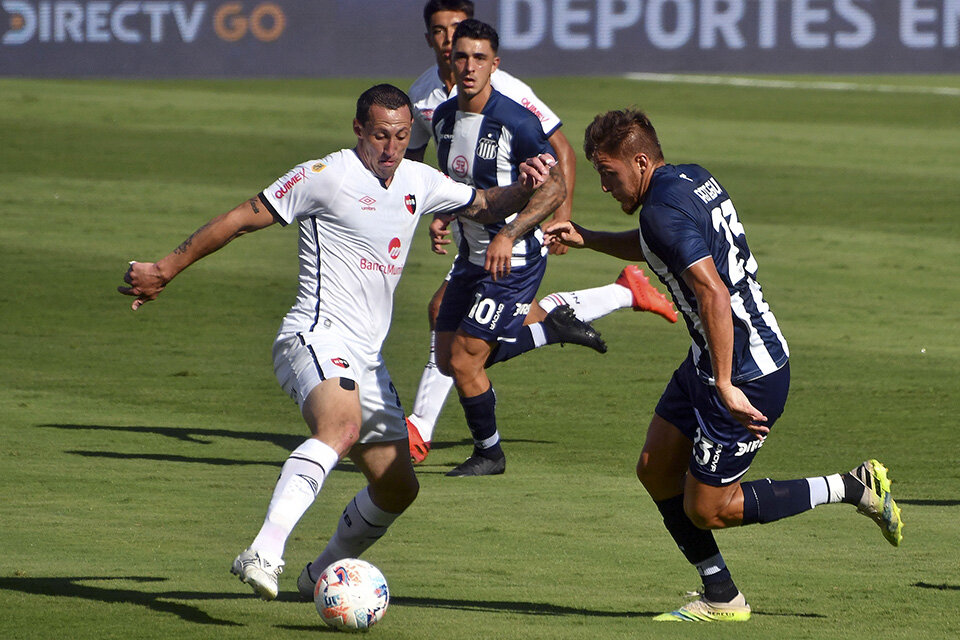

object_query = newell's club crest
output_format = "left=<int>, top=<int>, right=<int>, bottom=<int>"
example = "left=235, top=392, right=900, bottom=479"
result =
left=388, top=237, right=402, bottom=260
left=331, top=358, right=350, bottom=369
left=404, top=194, right=416, bottom=215
left=476, top=136, right=497, bottom=160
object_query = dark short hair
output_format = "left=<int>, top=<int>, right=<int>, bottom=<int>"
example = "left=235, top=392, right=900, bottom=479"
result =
left=452, top=18, right=499, bottom=53
left=583, top=109, right=664, bottom=163
left=355, top=84, right=412, bottom=125
left=423, top=0, right=474, bottom=29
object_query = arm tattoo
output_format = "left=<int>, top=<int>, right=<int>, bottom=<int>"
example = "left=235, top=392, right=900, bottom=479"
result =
left=248, top=197, right=261, bottom=214
left=458, top=185, right=531, bottom=224
left=498, top=172, right=565, bottom=240
left=459, top=167, right=565, bottom=227
left=173, top=221, right=212, bottom=255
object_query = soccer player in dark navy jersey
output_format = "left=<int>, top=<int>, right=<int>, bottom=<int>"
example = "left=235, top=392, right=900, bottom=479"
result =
left=431, top=19, right=571, bottom=477
left=545, top=108, right=904, bottom=622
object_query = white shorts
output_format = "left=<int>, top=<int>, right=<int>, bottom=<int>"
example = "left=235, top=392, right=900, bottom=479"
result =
left=272, top=332, right=406, bottom=445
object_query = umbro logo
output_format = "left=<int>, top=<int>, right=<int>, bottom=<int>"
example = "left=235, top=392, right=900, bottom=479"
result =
left=359, top=195, right=376, bottom=211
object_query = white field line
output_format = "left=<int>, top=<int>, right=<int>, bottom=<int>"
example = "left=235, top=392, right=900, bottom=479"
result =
left=623, top=72, right=960, bottom=97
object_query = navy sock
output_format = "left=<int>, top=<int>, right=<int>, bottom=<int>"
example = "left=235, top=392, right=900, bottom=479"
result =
left=485, top=328, right=537, bottom=367
left=741, top=478, right=815, bottom=525
left=655, top=495, right=738, bottom=602
left=458, top=387, right=503, bottom=459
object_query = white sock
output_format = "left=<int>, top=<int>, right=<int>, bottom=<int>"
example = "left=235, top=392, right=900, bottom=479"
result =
left=538, top=284, right=632, bottom=322
left=807, top=474, right=846, bottom=508
left=408, top=330, right=455, bottom=441
left=528, top=323, right=548, bottom=348
left=250, top=438, right=340, bottom=564
left=309, top=487, right=400, bottom=579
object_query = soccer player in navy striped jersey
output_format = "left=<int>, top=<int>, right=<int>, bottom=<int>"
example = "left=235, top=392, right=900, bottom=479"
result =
left=429, top=19, right=574, bottom=476
left=545, top=109, right=903, bottom=621
left=402, top=1, right=677, bottom=468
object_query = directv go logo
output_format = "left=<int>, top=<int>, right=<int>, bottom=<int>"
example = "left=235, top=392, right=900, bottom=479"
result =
left=2, top=1, right=285, bottom=45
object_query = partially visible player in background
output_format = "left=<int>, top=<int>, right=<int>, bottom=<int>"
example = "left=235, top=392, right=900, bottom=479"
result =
left=404, top=0, right=676, bottom=466
left=118, top=84, right=557, bottom=601
left=430, top=19, right=573, bottom=476
left=545, top=107, right=903, bottom=621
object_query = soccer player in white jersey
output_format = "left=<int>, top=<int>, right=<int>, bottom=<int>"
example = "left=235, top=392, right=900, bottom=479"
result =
left=118, top=84, right=557, bottom=601
left=544, top=108, right=903, bottom=622
left=403, top=0, right=677, bottom=467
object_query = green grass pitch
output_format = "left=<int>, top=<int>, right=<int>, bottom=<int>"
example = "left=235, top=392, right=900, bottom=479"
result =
left=1, top=75, right=959, bottom=639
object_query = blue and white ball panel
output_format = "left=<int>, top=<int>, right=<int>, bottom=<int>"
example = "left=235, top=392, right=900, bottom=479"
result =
left=435, top=258, right=546, bottom=342
left=655, top=354, right=790, bottom=486
left=272, top=332, right=406, bottom=444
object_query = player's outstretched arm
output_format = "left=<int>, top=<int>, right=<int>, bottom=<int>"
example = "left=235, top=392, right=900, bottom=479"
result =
left=544, top=130, right=576, bottom=255
left=118, top=195, right=277, bottom=310
left=543, top=221, right=645, bottom=262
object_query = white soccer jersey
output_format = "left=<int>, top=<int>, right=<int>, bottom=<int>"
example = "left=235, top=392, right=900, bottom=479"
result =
left=408, top=65, right=562, bottom=152
left=261, top=150, right=475, bottom=358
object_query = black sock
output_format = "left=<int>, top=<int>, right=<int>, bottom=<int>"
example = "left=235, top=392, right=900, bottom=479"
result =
left=840, top=472, right=863, bottom=505
left=655, top=495, right=738, bottom=602
left=458, top=387, right=503, bottom=459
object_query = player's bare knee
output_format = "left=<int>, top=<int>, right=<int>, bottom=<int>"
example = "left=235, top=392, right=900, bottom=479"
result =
left=371, top=474, right=419, bottom=513
left=395, top=474, right=420, bottom=510
left=635, top=455, right=653, bottom=486
left=448, top=353, right=478, bottom=383
left=323, top=420, right=360, bottom=453
left=635, top=451, right=671, bottom=494
left=683, top=501, right=730, bottom=530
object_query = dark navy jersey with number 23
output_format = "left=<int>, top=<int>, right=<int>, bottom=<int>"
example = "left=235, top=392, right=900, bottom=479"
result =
left=638, top=164, right=789, bottom=384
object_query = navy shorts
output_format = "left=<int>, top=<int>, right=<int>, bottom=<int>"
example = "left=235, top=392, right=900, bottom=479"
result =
left=436, top=257, right=546, bottom=342
left=655, top=354, right=790, bottom=486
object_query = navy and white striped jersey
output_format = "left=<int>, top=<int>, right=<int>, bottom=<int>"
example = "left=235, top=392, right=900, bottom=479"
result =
left=408, top=65, right=562, bottom=152
left=638, top=164, right=789, bottom=384
left=432, top=89, right=555, bottom=268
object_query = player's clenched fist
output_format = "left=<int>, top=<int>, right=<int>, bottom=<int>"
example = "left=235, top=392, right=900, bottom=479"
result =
left=118, top=260, right=167, bottom=310
left=518, top=153, right=557, bottom=190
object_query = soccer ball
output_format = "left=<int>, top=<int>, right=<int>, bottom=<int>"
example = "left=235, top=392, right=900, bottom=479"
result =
left=314, top=558, right=389, bottom=631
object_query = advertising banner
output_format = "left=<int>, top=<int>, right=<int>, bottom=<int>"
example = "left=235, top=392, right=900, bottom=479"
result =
left=1, top=0, right=957, bottom=77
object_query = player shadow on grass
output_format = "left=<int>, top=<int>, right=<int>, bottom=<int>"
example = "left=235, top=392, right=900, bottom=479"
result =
left=0, top=576, right=245, bottom=626
left=38, top=424, right=552, bottom=474
left=37, top=423, right=363, bottom=472
left=897, top=498, right=960, bottom=506
left=275, top=594, right=825, bottom=628
left=914, top=582, right=960, bottom=591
